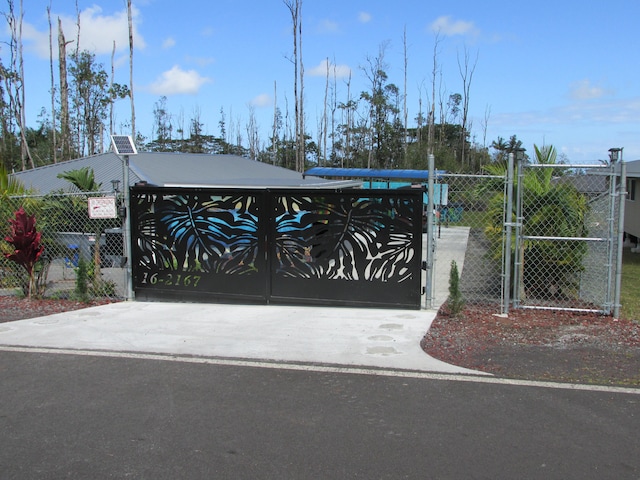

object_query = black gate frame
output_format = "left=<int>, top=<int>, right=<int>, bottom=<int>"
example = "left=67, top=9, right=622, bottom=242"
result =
left=130, top=185, right=424, bottom=309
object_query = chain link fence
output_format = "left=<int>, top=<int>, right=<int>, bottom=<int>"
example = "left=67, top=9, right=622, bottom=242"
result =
left=2, top=159, right=624, bottom=316
left=1, top=193, right=126, bottom=301
left=427, top=172, right=507, bottom=308
left=514, top=163, right=621, bottom=313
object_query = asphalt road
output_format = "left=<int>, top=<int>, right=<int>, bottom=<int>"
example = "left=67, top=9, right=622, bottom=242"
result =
left=1, top=350, right=639, bottom=479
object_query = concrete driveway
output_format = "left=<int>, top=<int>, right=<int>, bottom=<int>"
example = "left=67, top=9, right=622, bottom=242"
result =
left=0, top=227, right=482, bottom=375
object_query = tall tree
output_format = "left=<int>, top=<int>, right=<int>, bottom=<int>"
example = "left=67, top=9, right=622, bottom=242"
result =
left=360, top=43, right=403, bottom=169
left=57, top=17, right=72, bottom=160
left=428, top=32, right=442, bottom=155
left=68, top=50, right=109, bottom=155
left=271, top=82, right=279, bottom=164
left=402, top=26, right=408, bottom=161
left=4, top=0, right=33, bottom=170
left=284, top=0, right=304, bottom=172
left=150, top=96, right=172, bottom=151
left=246, top=105, right=259, bottom=160
left=47, top=3, right=57, bottom=163
left=321, top=58, right=329, bottom=165
left=457, top=46, right=478, bottom=169
left=127, top=0, right=135, bottom=140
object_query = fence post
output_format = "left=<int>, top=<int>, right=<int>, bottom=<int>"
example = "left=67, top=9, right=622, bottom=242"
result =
left=512, top=155, right=523, bottom=308
left=123, top=155, right=134, bottom=301
left=503, top=153, right=515, bottom=315
left=614, top=150, right=626, bottom=318
left=425, top=153, right=435, bottom=309
left=605, top=161, right=618, bottom=315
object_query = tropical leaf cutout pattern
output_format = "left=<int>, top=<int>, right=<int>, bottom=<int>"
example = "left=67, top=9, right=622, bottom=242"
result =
left=134, top=190, right=418, bottom=282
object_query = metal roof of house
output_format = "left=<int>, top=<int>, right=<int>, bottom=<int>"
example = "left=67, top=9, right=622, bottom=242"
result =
left=303, top=167, right=445, bottom=180
left=11, top=152, right=360, bottom=195
left=622, top=159, right=640, bottom=177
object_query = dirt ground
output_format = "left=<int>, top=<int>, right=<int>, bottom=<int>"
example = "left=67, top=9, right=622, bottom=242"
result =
left=1, top=296, right=639, bottom=387
left=0, top=295, right=116, bottom=323
left=422, top=302, right=640, bottom=387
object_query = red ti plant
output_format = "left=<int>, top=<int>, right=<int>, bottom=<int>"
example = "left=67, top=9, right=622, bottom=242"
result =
left=4, top=207, right=45, bottom=298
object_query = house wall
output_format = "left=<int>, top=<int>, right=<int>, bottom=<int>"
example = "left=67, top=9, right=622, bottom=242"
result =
left=625, top=176, right=640, bottom=240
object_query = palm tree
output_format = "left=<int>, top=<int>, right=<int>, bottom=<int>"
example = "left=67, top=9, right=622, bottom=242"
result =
left=483, top=144, right=589, bottom=300
left=1, top=163, right=27, bottom=237
left=1, top=163, right=26, bottom=196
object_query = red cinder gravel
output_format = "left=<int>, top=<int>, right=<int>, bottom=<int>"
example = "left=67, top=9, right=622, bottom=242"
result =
left=422, top=303, right=640, bottom=387
left=0, top=296, right=117, bottom=323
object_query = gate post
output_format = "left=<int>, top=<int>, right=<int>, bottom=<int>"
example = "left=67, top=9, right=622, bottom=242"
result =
left=613, top=149, right=626, bottom=318
left=425, top=153, right=435, bottom=309
left=512, top=154, right=523, bottom=308
left=503, top=153, right=515, bottom=315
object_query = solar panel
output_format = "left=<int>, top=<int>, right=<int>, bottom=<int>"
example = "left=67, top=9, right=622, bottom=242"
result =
left=110, top=135, right=138, bottom=155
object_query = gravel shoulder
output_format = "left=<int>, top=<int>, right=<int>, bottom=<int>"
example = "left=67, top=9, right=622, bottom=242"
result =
left=422, top=303, right=640, bottom=387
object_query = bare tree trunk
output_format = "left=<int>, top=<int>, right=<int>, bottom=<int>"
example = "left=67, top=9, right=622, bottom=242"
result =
left=127, top=0, right=136, bottom=140
left=428, top=32, right=441, bottom=155
left=272, top=81, right=278, bottom=165
left=330, top=60, right=337, bottom=167
left=322, top=58, right=329, bottom=166
left=344, top=71, right=351, bottom=168
left=47, top=4, right=57, bottom=163
left=297, top=2, right=305, bottom=172
left=246, top=105, right=258, bottom=160
left=8, top=0, right=34, bottom=170
left=58, top=18, right=71, bottom=160
left=110, top=40, right=115, bottom=138
left=402, top=26, right=408, bottom=163
left=481, top=105, right=491, bottom=149
left=284, top=0, right=299, bottom=171
left=458, top=47, right=478, bottom=170
left=74, top=0, right=82, bottom=155
left=284, top=0, right=304, bottom=172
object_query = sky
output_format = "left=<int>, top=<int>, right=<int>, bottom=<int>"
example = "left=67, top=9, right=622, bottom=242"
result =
left=4, top=0, right=640, bottom=164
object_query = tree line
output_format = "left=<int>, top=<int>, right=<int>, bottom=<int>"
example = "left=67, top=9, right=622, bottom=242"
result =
left=0, top=0, right=530, bottom=177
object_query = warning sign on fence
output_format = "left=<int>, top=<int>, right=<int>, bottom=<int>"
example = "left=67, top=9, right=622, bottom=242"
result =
left=88, top=197, right=117, bottom=219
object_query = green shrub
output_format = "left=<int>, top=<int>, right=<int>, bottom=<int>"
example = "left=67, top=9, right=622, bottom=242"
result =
left=448, top=260, right=465, bottom=316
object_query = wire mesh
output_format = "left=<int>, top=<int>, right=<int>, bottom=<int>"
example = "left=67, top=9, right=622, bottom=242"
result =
left=514, top=164, right=618, bottom=312
left=430, top=173, right=507, bottom=307
left=1, top=193, right=126, bottom=301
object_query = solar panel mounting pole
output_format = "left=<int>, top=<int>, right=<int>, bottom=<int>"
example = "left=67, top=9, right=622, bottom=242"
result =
left=110, top=135, right=137, bottom=301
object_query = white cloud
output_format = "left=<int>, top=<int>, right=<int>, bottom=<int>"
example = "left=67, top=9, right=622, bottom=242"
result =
left=162, top=37, right=176, bottom=49
left=307, top=59, right=352, bottom=79
left=250, top=93, right=271, bottom=107
left=429, top=15, right=478, bottom=37
left=148, top=66, right=211, bottom=95
left=201, top=27, right=215, bottom=37
left=358, top=12, right=372, bottom=23
left=569, top=79, right=609, bottom=101
left=23, top=5, right=146, bottom=59
left=186, top=56, right=216, bottom=67
left=318, top=19, right=339, bottom=33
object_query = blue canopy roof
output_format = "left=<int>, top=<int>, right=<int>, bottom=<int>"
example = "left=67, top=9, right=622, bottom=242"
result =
left=303, top=167, right=445, bottom=180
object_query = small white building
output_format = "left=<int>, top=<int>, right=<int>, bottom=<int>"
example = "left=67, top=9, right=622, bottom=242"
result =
left=623, top=159, right=640, bottom=246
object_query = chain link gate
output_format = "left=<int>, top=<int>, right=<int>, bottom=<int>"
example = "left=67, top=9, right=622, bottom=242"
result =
left=425, top=154, right=508, bottom=310
left=512, top=159, right=625, bottom=314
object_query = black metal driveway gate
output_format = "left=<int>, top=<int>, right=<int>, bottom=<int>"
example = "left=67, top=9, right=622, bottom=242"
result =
left=130, top=186, right=424, bottom=309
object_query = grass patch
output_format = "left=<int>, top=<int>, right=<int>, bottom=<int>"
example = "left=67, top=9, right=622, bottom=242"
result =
left=621, top=247, right=640, bottom=322
left=438, top=209, right=487, bottom=229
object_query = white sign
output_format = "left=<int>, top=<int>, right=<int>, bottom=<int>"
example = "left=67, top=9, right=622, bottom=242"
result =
left=88, top=196, right=117, bottom=219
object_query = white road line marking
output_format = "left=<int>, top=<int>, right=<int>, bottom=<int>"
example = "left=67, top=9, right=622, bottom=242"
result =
left=1, top=345, right=638, bottom=395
